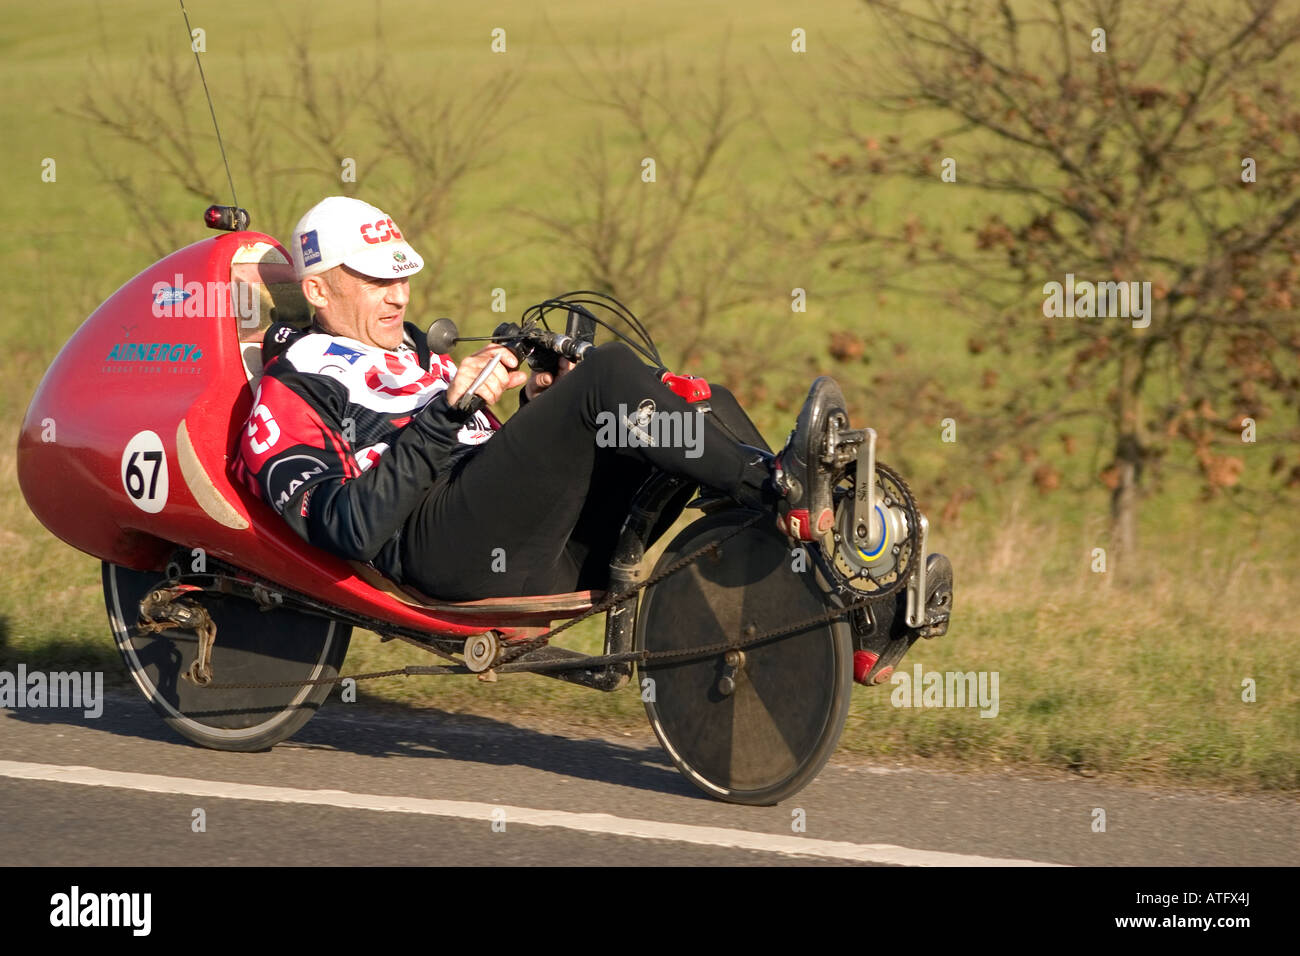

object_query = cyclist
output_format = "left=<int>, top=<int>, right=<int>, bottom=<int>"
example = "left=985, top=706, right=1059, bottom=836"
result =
left=234, top=196, right=843, bottom=599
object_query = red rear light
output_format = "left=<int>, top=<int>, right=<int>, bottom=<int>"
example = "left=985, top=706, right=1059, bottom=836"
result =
left=204, top=205, right=250, bottom=232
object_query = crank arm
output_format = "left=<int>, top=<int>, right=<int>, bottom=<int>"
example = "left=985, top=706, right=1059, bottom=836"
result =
left=853, top=428, right=879, bottom=546
left=824, top=422, right=882, bottom=546
left=905, top=512, right=930, bottom=628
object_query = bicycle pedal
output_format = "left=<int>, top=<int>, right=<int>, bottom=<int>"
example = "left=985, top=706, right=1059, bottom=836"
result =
left=853, top=650, right=894, bottom=685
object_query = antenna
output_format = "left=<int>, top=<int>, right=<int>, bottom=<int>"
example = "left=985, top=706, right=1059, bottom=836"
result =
left=178, top=0, right=241, bottom=213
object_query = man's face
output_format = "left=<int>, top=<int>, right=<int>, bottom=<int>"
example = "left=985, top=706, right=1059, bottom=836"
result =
left=307, top=265, right=410, bottom=350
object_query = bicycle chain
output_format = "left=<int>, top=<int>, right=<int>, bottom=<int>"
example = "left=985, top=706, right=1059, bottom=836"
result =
left=181, top=463, right=924, bottom=690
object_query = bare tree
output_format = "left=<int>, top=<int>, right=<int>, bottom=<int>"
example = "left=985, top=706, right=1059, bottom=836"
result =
left=521, top=33, right=806, bottom=369
left=71, top=20, right=518, bottom=320
left=811, top=0, right=1300, bottom=563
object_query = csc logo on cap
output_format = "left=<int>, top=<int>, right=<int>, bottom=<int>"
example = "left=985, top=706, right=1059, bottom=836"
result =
left=359, top=218, right=404, bottom=244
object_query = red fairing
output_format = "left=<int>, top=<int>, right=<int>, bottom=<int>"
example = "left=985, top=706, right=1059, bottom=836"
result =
left=15, top=231, right=535, bottom=636
left=18, top=236, right=234, bottom=571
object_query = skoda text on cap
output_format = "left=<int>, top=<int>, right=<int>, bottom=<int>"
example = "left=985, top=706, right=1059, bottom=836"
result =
left=290, top=197, right=425, bottom=281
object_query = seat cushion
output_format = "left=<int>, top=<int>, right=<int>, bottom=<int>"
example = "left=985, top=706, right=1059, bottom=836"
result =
left=348, top=561, right=603, bottom=619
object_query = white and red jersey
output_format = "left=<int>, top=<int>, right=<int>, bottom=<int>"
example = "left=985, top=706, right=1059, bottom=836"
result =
left=232, top=320, right=499, bottom=580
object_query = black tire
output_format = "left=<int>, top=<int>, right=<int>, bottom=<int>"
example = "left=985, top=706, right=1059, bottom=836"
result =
left=636, top=510, right=853, bottom=805
left=103, top=561, right=351, bottom=752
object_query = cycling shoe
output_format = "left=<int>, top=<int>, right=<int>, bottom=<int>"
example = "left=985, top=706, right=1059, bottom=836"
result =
left=773, top=376, right=846, bottom=550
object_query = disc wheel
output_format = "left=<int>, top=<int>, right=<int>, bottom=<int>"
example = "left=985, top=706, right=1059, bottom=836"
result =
left=103, top=561, right=351, bottom=752
left=636, top=510, right=853, bottom=805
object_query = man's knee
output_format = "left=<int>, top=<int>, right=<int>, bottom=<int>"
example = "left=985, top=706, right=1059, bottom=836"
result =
left=703, top=383, right=770, bottom=451
left=709, top=382, right=738, bottom=408
left=573, top=340, right=651, bottom=391
left=587, top=340, right=642, bottom=371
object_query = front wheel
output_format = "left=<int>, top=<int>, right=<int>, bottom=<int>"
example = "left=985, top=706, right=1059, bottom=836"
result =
left=636, top=510, right=853, bottom=805
left=103, top=561, right=351, bottom=752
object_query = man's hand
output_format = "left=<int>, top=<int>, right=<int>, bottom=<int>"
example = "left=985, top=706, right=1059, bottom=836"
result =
left=523, top=357, right=575, bottom=401
left=445, top=344, right=529, bottom=409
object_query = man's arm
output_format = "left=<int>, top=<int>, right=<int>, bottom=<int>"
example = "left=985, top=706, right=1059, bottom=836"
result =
left=233, top=369, right=470, bottom=562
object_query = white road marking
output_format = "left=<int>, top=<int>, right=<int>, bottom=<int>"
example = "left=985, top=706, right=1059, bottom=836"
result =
left=0, top=760, right=1063, bottom=866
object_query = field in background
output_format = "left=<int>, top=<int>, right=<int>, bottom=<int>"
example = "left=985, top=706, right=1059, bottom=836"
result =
left=1, top=0, right=1296, bottom=790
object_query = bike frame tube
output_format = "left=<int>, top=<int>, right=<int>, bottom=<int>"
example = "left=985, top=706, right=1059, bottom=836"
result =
left=533, top=471, right=691, bottom=692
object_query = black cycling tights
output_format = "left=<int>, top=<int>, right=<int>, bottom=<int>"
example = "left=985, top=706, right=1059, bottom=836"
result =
left=399, top=342, right=773, bottom=599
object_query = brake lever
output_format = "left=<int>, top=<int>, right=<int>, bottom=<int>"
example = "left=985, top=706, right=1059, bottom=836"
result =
left=455, top=322, right=533, bottom=413
left=527, top=347, right=560, bottom=375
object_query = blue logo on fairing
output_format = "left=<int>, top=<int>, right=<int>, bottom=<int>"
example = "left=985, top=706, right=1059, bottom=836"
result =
left=153, top=286, right=192, bottom=307
left=325, top=342, right=364, bottom=364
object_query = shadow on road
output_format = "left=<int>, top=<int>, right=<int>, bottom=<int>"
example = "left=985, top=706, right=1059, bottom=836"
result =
left=3, top=690, right=704, bottom=801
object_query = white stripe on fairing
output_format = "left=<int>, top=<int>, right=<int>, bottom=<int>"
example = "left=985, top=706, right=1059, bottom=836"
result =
left=0, top=761, right=1063, bottom=867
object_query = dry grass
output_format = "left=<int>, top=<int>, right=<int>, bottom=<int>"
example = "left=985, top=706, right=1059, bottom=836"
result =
left=836, top=494, right=1300, bottom=790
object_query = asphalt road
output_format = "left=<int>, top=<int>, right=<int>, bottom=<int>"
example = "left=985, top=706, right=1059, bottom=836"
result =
left=1, top=691, right=1296, bottom=867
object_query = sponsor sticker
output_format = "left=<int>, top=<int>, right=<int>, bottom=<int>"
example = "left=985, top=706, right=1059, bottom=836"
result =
left=106, top=343, right=203, bottom=362
left=359, top=218, right=403, bottom=244
left=325, top=341, right=365, bottom=364
left=153, top=286, right=193, bottom=308
left=634, top=398, right=656, bottom=427
left=265, top=454, right=329, bottom=513
left=300, top=229, right=322, bottom=266
left=121, top=430, right=169, bottom=514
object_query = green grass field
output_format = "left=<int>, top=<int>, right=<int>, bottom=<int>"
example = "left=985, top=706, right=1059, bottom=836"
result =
left=2, top=0, right=1296, bottom=791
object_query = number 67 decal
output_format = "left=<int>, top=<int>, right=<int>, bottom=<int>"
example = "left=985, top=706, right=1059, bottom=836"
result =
left=121, top=430, right=169, bottom=514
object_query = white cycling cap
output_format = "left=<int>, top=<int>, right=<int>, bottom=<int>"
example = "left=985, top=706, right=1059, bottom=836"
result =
left=290, top=196, right=424, bottom=281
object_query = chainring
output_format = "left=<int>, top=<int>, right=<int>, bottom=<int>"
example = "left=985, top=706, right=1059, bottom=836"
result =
left=813, top=460, right=921, bottom=605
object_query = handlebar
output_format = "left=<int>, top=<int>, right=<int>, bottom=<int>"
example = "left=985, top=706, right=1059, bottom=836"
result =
left=449, top=321, right=595, bottom=414
left=518, top=325, right=595, bottom=367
